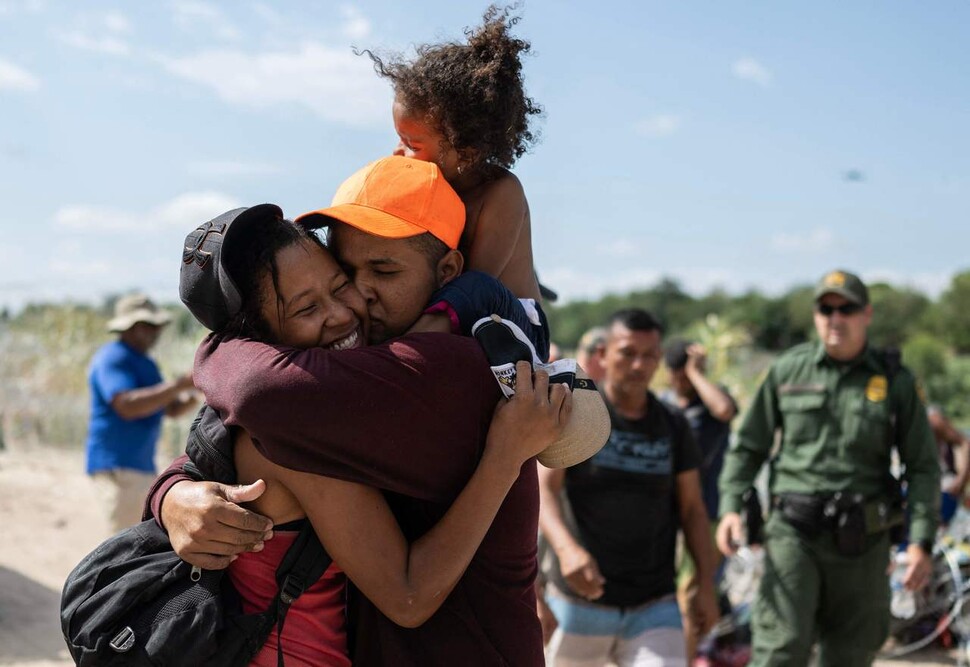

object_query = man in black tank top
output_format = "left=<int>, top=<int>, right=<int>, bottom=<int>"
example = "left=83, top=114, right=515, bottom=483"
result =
left=538, top=309, right=720, bottom=666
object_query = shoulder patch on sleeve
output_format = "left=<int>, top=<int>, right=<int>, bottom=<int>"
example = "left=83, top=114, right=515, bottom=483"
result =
left=915, top=378, right=928, bottom=406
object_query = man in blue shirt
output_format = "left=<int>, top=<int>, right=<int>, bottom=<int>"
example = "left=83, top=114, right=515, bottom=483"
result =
left=86, top=294, right=196, bottom=531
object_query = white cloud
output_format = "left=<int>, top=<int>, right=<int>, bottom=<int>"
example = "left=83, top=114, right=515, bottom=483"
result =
left=54, top=29, right=130, bottom=55
left=53, top=12, right=134, bottom=55
left=0, top=0, right=45, bottom=16
left=541, top=265, right=749, bottom=304
left=103, top=12, right=131, bottom=34
left=340, top=5, right=371, bottom=40
left=252, top=3, right=284, bottom=25
left=770, top=227, right=834, bottom=252
left=542, top=267, right=663, bottom=302
left=675, top=268, right=745, bottom=296
left=188, top=160, right=283, bottom=178
left=594, top=239, right=643, bottom=259
left=866, top=269, right=953, bottom=299
left=21, top=236, right=189, bottom=311
left=634, top=114, right=682, bottom=138
left=54, top=206, right=134, bottom=231
left=49, top=258, right=113, bottom=277
left=172, top=1, right=241, bottom=41
left=0, top=57, right=40, bottom=92
left=1, top=143, right=28, bottom=159
left=53, top=191, right=241, bottom=232
left=155, top=42, right=390, bottom=126
left=732, top=57, right=772, bottom=87
left=153, top=192, right=241, bottom=227
left=172, top=1, right=220, bottom=23
left=46, top=239, right=113, bottom=277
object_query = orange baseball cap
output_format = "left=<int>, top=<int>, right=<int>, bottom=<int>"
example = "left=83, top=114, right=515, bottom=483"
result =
left=296, top=156, right=465, bottom=250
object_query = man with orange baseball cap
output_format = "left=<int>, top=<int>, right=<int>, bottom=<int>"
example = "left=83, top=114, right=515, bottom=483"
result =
left=297, top=156, right=607, bottom=468
left=301, top=154, right=465, bottom=249
left=150, top=155, right=609, bottom=665
left=297, top=155, right=552, bottom=361
left=297, top=156, right=469, bottom=346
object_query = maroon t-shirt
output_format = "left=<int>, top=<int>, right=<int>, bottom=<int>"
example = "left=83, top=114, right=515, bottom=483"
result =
left=148, top=332, right=542, bottom=666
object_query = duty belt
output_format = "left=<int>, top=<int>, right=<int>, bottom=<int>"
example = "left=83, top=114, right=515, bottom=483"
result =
left=773, top=492, right=902, bottom=538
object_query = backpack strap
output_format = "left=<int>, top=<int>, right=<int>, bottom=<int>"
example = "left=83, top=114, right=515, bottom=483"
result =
left=877, top=347, right=909, bottom=543
left=880, top=347, right=901, bottom=448
left=658, top=399, right=684, bottom=444
left=185, top=404, right=238, bottom=484
left=658, top=401, right=693, bottom=479
left=269, top=521, right=333, bottom=667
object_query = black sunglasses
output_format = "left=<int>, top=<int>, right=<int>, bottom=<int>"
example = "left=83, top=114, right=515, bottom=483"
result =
left=815, top=303, right=863, bottom=317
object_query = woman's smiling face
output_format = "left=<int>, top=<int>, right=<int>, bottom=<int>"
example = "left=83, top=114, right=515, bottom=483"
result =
left=259, top=238, right=369, bottom=351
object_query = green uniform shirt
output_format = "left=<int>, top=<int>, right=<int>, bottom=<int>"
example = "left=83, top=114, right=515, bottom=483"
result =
left=719, top=341, right=939, bottom=543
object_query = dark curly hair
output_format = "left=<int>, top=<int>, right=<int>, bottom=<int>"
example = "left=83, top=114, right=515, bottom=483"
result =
left=364, top=4, right=542, bottom=171
left=220, top=218, right=328, bottom=343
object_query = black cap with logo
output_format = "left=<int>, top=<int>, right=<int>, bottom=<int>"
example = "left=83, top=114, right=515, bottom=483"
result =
left=179, top=204, right=284, bottom=331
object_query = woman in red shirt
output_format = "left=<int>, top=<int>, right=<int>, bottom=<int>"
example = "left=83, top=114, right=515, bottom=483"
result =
left=184, top=205, right=570, bottom=665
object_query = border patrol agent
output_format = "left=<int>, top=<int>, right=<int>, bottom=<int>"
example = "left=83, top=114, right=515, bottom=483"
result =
left=715, top=269, right=939, bottom=666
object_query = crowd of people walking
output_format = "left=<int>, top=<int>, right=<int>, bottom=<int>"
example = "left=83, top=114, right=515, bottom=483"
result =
left=71, top=6, right=957, bottom=667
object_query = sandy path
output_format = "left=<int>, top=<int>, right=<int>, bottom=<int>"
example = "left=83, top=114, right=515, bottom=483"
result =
left=0, top=447, right=960, bottom=666
left=0, top=448, right=110, bottom=666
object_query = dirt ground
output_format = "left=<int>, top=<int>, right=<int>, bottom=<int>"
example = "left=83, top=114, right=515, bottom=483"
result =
left=0, top=447, right=110, bottom=666
left=0, top=446, right=961, bottom=666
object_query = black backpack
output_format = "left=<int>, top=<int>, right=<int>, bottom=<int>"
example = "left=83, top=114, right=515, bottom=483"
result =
left=61, top=405, right=333, bottom=666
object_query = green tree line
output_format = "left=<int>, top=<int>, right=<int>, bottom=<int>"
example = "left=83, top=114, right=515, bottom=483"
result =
left=547, top=270, right=970, bottom=424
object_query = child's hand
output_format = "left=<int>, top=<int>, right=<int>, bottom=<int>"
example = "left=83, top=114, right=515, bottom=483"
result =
left=485, top=361, right=572, bottom=468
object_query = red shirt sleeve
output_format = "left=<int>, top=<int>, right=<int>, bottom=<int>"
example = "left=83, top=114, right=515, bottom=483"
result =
left=194, top=332, right=502, bottom=504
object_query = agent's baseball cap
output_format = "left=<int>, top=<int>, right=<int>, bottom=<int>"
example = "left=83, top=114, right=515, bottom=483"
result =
left=814, top=269, right=869, bottom=306
left=179, top=204, right=284, bottom=331
left=296, top=156, right=465, bottom=250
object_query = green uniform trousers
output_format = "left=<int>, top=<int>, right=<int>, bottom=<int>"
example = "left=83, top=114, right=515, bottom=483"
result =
left=750, top=513, right=890, bottom=667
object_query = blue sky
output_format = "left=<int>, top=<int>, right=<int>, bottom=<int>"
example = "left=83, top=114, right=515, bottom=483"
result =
left=1, top=1, right=968, bottom=311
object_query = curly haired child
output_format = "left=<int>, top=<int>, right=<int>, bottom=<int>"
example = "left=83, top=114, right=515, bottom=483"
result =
left=365, top=5, right=544, bottom=304
left=364, top=15, right=566, bottom=635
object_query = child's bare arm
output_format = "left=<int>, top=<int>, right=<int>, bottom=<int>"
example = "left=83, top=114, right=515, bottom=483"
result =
left=465, top=174, right=528, bottom=279
left=408, top=312, right=453, bottom=334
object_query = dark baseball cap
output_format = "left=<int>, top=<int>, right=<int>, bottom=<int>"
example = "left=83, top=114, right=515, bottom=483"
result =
left=814, top=269, right=869, bottom=306
left=664, top=338, right=693, bottom=370
left=179, top=204, right=283, bottom=331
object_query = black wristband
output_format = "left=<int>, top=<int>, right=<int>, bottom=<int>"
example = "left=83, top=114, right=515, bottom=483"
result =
left=918, top=539, right=934, bottom=555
